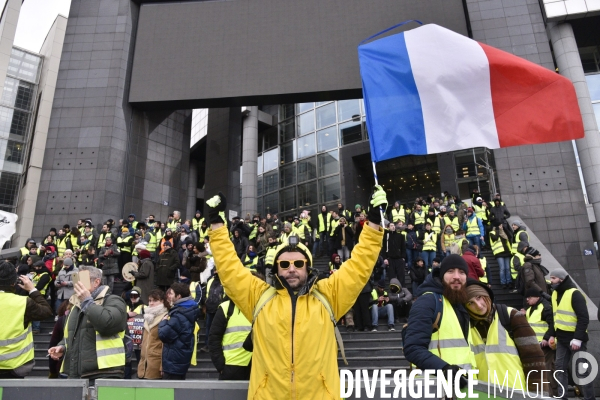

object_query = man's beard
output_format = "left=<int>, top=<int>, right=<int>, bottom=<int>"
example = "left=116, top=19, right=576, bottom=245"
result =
left=442, top=281, right=468, bottom=305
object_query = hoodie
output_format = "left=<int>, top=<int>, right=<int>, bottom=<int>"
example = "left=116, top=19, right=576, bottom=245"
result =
left=388, top=278, right=413, bottom=306
left=403, top=269, right=470, bottom=371
left=158, top=296, right=200, bottom=375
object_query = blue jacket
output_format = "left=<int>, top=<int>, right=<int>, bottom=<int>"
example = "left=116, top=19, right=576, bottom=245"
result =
left=158, top=297, right=199, bottom=375
left=403, top=269, right=470, bottom=371
left=462, top=214, right=484, bottom=238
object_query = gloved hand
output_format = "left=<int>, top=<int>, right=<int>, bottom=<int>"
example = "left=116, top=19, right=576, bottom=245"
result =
left=443, top=364, right=468, bottom=389
left=367, top=185, right=388, bottom=225
left=206, top=192, right=227, bottom=225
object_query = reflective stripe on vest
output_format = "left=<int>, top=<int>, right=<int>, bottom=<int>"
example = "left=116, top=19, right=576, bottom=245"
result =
left=526, top=304, right=548, bottom=342
left=444, top=216, right=459, bottom=232
left=422, top=232, right=437, bottom=251
left=392, top=208, right=405, bottom=223
left=0, top=293, right=34, bottom=369
left=552, top=288, right=587, bottom=333
left=512, top=231, right=529, bottom=254
left=510, top=253, right=524, bottom=279
left=96, top=331, right=126, bottom=369
left=470, top=308, right=524, bottom=387
left=219, top=301, right=252, bottom=366
left=466, top=218, right=480, bottom=236
left=32, top=272, right=50, bottom=296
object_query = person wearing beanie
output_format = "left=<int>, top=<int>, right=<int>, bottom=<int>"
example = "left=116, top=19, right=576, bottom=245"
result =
left=126, top=286, right=145, bottom=317
left=131, top=250, right=154, bottom=305
left=204, top=186, right=386, bottom=398
left=549, top=269, right=595, bottom=400
left=117, top=225, right=134, bottom=271
left=510, top=220, right=529, bottom=255
left=524, top=288, right=559, bottom=397
left=55, top=257, right=79, bottom=314
left=462, top=206, right=485, bottom=250
left=409, top=257, right=429, bottom=296
left=329, top=253, right=342, bottom=273
left=383, top=222, right=407, bottom=285
left=464, top=279, right=546, bottom=392
left=0, top=261, right=53, bottom=378
left=98, top=236, right=120, bottom=293
left=192, top=210, right=204, bottom=238
left=461, top=244, right=485, bottom=281
left=370, top=279, right=395, bottom=331
left=403, top=254, right=474, bottom=386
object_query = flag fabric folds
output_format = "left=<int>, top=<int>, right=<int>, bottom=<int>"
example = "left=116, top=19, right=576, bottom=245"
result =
left=0, top=210, right=18, bottom=250
left=358, top=23, right=584, bottom=163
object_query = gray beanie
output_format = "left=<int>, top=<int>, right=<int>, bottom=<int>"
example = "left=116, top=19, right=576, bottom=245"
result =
left=0, top=261, right=17, bottom=286
left=63, top=257, right=74, bottom=266
left=549, top=268, right=568, bottom=280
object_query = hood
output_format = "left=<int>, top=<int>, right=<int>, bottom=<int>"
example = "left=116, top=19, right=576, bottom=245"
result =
left=415, top=268, right=443, bottom=297
left=23, top=238, right=35, bottom=248
left=390, top=278, right=402, bottom=291
left=171, top=297, right=200, bottom=323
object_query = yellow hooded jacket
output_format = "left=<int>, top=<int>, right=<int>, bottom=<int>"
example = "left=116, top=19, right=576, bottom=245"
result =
left=209, top=224, right=383, bottom=400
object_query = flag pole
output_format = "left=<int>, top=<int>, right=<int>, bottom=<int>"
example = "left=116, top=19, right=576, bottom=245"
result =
left=372, top=161, right=385, bottom=228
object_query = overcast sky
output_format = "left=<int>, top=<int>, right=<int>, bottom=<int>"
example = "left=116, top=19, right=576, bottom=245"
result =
left=14, top=0, right=71, bottom=53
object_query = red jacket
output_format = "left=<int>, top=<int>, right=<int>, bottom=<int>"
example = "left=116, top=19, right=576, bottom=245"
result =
left=462, top=251, right=485, bottom=280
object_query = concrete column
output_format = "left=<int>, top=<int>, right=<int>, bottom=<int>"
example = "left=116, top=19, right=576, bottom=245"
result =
left=241, top=106, right=258, bottom=217
left=186, top=160, right=198, bottom=221
left=549, top=22, right=600, bottom=240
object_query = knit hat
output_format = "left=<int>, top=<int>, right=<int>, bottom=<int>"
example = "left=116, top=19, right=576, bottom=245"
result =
left=525, top=288, right=541, bottom=298
left=163, top=240, right=172, bottom=247
left=376, top=279, right=386, bottom=288
left=122, top=227, right=129, bottom=233
left=331, top=253, right=340, bottom=263
left=138, top=249, right=151, bottom=260
left=467, top=207, right=474, bottom=212
left=439, top=254, right=469, bottom=277
left=130, top=286, right=141, bottom=295
left=549, top=268, right=568, bottom=280
left=0, top=261, right=17, bottom=286
left=517, top=241, right=529, bottom=254
left=466, top=278, right=494, bottom=302
left=63, top=258, right=73, bottom=266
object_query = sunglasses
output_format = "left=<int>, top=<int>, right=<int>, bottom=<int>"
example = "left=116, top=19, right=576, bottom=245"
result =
left=276, top=259, right=307, bottom=269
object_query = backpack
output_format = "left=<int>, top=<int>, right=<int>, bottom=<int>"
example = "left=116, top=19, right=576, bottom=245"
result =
left=401, top=292, right=443, bottom=347
left=252, top=287, right=348, bottom=365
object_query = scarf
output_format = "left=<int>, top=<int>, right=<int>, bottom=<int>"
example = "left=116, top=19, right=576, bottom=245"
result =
left=144, top=304, right=168, bottom=330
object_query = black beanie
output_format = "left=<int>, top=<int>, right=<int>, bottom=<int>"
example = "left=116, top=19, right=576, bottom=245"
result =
left=0, top=261, right=17, bottom=286
left=439, top=254, right=468, bottom=277
left=525, top=288, right=541, bottom=298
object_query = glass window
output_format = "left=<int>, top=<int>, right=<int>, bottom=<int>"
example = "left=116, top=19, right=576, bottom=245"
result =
left=257, top=176, right=263, bottom=197
left=263, top=170, right=278, bottom=193
left=257, top=197, right=263, bottom=215
left=5, top=140, right=24, bottom=164
left=298, top=157, right=317, bottom=183
left=316, top=103, right=336, bottom=129
left=280, top=187, right=296, bottom=212
left=263, top=126, right=278, bottom=150
left=263, top=147, right=278, bottom=172
left=0, top=172, right=19, bottom=207
left=297, top=103, right=314, bottom=114
left=586, top=74, right=600, bottom=101
left=279, top=118, right=295, bottom=142
left=1, top=78, right=34, bottom=111
left=280, top=164, right=296, bottom=188
left=319, top=175, right=340, bottom=203
left=279, top=104, right=295, bottom=120
left=280, top=141, right=295, bottom=165
left=337, top=99, right=361, bottom=122
left=297, top=133, right=316, bottom=159
left=316, top=101, right=332, bottom=106
left=298, top=181, right=318, bottom=207
left=263, top=192, right=279, bottom=214
left=317, top=126, right=337, bottom=153
left=339, top=120, right=362, bottom=146
left=297, top=110, right=314, bottom=136
left=318, top=150, right=339, bottom=177
left=257, top=154, right=263, bottom=175
left=7, top=48, right=41, bottom=83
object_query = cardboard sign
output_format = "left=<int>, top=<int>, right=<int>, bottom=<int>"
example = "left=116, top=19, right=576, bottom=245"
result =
left=72, top=270, right=91, bottom=290
left=127, top=316, right=145, bottom=346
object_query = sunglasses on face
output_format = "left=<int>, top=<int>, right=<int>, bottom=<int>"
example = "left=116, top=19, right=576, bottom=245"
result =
left=277, top=259, right=307, bottom=269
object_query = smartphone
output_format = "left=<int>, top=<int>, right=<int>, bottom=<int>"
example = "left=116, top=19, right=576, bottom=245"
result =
left=72, top=270, right=91, bottom=290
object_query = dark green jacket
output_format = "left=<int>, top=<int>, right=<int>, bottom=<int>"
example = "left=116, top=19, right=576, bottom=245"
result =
left=59, top=287, right=127, bottom=379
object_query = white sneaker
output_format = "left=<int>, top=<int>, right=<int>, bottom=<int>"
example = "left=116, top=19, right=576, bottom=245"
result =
left=54, top=315, right=59, bottom=322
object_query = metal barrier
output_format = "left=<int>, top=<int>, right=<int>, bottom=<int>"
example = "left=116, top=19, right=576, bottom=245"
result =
left=0, top=379, right=88, bottom=400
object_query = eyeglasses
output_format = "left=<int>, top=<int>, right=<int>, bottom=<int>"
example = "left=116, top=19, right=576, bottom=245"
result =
left=276, top=259, right=308, bottom=269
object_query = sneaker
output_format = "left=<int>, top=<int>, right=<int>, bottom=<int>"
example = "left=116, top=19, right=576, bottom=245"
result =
left=371, top=326, right=378, bottom=332
left=200, top=346, right=209, bottom=353
left=346, top=326, right=355, bottom=332
left=32, top=330, right=40, bottom=334
left=510, top=288, right=518, bottom=293
left=54, top=315, right=59, bottom=322
left=388, top=325, right=395, bottom=331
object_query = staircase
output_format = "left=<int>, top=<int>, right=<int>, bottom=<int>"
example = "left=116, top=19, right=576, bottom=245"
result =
left=479, top=249, right=524, bottom=310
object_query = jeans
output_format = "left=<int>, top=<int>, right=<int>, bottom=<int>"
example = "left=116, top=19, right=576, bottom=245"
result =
left=55, top=298, right=67, bottom=314
left=319, top=232, right=329, bottom=255
left=496, top=257, right=512, bottom=285
left=555, top=340, right=596, bottom=400
left=467, top=235, right=482, bottom=249
left=337, top=246, right=350, bottom=262
left=371, top=304, right=394, bottom=327
left=421, top=250, right=436, bottom=269
left=406, top=249, right=420, bottom=269
left=32, top=320, right=40, bottom=332
left=101, top=274, right=114, bottom=293
left=205, top=312, right=215, bottom=346
left=312, top=239, right=320, bottom=257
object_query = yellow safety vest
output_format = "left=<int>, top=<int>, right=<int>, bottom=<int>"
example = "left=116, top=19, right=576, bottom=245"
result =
left=470, top=308, right=525, bottom=387
left=127, top=303, right=145, bottom=314
left=444, top=216, right=459, bottom=232
left=190, top=281, right=202, bottom=302
left=265, top=246, right=277, bottom=267
left=198, top=228, right=209, bottom=241
left=422, top=231, right=437, bottom=251
left=473, top=204, right=486, bottom=221
left=512, top=231, right=529, bottom=254
left=219, top=301, right=252, bottom=367
left=526, top=304, right=548, bottom=342
left=443, top=233, right=455, bottom=249
left=413, top=294, right=476, bottom=371
left=466, top=217, right=481, bottom=236
left=244, top=255, right=258, bottom=270
left=55, top=237, right=68, bottom=257
left=0, top=293, right=35, bottom=369
left=318, top=213, right=332, bottom=233
left=249, top=225, right=258, bottom=241
left=426, top=217, right=441, bottom=234
left=391, top=207, right=405, bottom=223
left=97, top=232, right=111, bottom=249
left=279, top=231, right=293, bottom=244
left=61, top=296, right=125, bottom=372
left=167, top=219, right=181, bottom=231
left=480, top=257, right=488, bottom=284
left=32, top=271, right=51, bottom=296
left=146, top=231, right=157, bottom=252
left=20, top=247, right=29, bottom=257
left=413, top=211, right=425, bottom=226
left=510, top=253, right=524, bottom=279
left=490, top=234, right=506, bottom=256
left=117, top=236, right=133, bottom=253
left=552, top=288, right=587, bottom=335
left=329, top=219, right=339, bottom=237
left=78, top=242, right=90, bottom=262
left=191, top=322, right=199, bottom=366
left=192, top=218, right=204, bottom=233
left=293, top=224, right=306, bottom=240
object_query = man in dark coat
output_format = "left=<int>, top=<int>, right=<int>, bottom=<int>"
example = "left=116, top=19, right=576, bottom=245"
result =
left=155, top=242, right=180, bottom=292
left=131, top=250, right=154, bottom=304
left=98, top=236, right=120, bottom=293
left=158, top=283, right=199, bottom=380
left=382, top=223, right=407, bottom=285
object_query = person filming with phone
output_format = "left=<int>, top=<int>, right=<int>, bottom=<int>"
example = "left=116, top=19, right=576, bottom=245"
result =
left=48, top=266, right=127, bottom=380
left=0, top=261, right=53, bottom=379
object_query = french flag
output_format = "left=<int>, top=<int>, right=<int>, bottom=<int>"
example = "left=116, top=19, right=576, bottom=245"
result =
left=358, top=24, right=584, bottom=163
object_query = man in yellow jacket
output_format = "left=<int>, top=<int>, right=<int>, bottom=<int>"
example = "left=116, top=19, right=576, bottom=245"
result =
left=206, top=186, right=386, bottom=399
